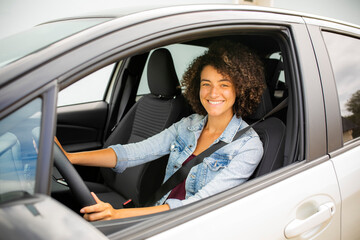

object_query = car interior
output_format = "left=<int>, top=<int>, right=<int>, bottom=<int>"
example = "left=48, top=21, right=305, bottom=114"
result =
left=53, top=33, right=299, bottom=217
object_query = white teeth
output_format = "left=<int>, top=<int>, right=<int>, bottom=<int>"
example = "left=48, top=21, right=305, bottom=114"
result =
left=208, top=100, right=223, bottom=105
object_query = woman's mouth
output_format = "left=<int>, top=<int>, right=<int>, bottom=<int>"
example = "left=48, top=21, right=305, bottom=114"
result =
left=208, top=100, right=224, bottom=105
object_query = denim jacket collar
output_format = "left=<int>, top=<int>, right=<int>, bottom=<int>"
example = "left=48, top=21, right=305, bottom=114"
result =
left=188, top=114, right=244, bottom=144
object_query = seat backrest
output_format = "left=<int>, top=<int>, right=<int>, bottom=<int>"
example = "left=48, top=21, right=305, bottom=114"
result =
left=102, top=48, right=190, bottom=205
left=251, top=117, right=286, bottom=178
left=246, top=83, right=286, bottom=179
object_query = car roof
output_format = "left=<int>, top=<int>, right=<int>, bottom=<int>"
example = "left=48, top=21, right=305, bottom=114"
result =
left=44, top=4, right=360, bottom=29
left=0, top=4, right=358, bottom=88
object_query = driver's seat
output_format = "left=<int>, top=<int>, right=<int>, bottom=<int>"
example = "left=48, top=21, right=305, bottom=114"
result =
left=88, top=48, right=190, bottom=208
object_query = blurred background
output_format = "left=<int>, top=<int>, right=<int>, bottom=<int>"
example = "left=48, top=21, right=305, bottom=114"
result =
left=1, top=0, right=359, bottom=39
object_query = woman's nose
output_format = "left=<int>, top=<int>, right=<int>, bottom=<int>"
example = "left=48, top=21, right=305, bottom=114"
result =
left=209, top=86, right=219, bottom=97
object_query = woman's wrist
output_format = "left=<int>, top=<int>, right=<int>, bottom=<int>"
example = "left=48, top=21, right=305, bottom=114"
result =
left=117, top=204, right=170, bottom=219
left=66, top=152, right=76, bottom=164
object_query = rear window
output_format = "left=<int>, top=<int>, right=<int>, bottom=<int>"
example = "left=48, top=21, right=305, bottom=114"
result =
left=322, top=32, right=360, bottom=143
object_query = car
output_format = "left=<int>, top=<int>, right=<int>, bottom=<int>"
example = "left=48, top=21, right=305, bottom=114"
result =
left=0, top=4, right=359, bottom=240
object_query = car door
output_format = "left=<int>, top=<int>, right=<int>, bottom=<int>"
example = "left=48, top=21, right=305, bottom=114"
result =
left=146, top=162, right=340, bottom=240
left=306, top=18, right=360, bottom=239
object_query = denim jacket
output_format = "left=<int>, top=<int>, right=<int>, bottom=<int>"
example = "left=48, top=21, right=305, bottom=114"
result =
left=110, top=114, right=263, bottom=209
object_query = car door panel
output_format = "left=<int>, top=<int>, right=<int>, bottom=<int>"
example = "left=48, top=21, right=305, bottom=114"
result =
left=331, top=143, right=360, bottom=239
left=304, top=18, right=360, bottom=239
left=148, top=160, right=341, bottom=240
left=56, top=101, right=108, bottom=152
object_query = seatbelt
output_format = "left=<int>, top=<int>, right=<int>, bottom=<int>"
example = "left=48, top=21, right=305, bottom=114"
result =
left=143, top=97, right=288, bottom=207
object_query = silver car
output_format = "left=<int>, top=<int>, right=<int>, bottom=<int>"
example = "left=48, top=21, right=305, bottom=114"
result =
left=0, top=4, right=359, bottom=240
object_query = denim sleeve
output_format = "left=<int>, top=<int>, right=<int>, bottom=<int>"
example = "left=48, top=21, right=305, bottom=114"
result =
left=171, top=135, right=263, bottom=208
left=165, top=198, right=183, bottom=209
left=109, top=145, right=128, bottom=173
left=109, top=118, right=186, bottom=173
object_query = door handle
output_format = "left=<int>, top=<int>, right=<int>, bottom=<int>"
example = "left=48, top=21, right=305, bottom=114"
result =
left=284, top=202, right=335, bottom=239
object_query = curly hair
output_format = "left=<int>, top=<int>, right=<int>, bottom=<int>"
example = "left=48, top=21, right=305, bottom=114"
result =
left=182, top=40, right=265, bottom=118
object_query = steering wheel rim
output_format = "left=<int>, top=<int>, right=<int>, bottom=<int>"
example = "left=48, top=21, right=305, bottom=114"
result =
left=53, top=142, right=96, bottom=208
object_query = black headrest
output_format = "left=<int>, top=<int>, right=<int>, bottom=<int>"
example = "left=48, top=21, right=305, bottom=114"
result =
left=247, top=88, right=273, bottom=121
left=264, top=59, right=280, bottom=81
left=147, top=48, right=180, bottom=98
left=264, top=58, right=283, bottom=88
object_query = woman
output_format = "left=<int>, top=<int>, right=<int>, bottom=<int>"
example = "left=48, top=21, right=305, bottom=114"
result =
left=57, top=40, right=266, bottom=221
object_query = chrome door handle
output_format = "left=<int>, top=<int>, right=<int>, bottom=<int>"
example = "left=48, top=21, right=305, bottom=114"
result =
left=284, top=202, right=335, bottom=239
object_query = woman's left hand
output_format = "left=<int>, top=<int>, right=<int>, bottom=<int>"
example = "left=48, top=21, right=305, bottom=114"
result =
left=81, top=192, right=171, bottom=221
left=80, top=192, right=119, bottom=221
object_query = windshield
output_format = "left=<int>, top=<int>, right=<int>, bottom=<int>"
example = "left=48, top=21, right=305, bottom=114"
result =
left=0, top=18, right=111, bottom=68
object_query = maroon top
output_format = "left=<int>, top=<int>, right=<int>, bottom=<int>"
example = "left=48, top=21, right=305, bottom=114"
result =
left=167, top=154, right=196, bottom=200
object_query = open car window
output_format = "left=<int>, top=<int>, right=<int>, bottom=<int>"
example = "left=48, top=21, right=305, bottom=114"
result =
left=0, top=98, right=42, bottom=201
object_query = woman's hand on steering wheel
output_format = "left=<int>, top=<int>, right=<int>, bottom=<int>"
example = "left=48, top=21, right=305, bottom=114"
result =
left=81, top=192, right=119, bottom=221
left=54, top=137, right=73, bottom=163
left=53, top=139, right=97, bottom=207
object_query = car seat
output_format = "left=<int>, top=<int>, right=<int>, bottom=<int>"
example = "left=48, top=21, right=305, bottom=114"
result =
left=87, top=48, right=190, bottom=208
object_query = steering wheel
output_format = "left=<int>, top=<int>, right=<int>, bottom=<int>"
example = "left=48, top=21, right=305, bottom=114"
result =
left=53, top=142, right=96, bottom=207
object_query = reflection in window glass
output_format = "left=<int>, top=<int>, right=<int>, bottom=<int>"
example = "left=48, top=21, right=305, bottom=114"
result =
left=323, top=32, right=360, bottom=142
left=0, top=18, right=110, bottom=68
left=0, top=98, right=42, bottom=196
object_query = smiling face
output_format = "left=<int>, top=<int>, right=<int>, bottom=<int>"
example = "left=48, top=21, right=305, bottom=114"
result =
left=199, top=65, right=236, bottom=120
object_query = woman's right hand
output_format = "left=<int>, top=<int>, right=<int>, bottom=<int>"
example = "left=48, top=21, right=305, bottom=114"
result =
left=54, top=136, right=117, bottom=168
left=54, top=137, right=73, bottom=163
